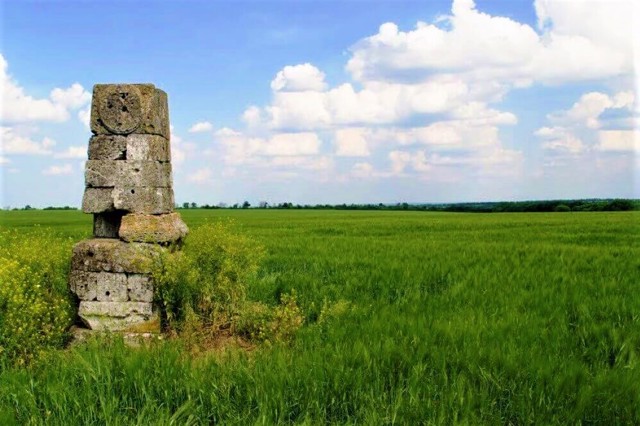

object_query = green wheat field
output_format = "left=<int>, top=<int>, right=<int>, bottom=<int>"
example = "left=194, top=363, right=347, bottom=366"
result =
left=1, top=209, right=639, bottom=424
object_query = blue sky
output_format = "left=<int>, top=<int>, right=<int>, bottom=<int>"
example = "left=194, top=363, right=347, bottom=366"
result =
left=1, top=0, right=637, bottom=207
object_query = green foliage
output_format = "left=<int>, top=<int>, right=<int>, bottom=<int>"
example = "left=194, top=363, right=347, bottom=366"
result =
left=317, top=298, right=352, bottom=325
left=153, top=221, right=304, bottom=344
left=153, top=221, right=265, bottom=331
left=0, top=210, right=638, bottom=424
left=235, top=292, right=304, bottom=343
left=554, top=204, right=571, bottom=212
left=0, top=229, right=74, bottom=366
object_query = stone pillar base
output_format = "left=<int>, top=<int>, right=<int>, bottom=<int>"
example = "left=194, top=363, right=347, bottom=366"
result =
left=70, top=238, right=164, bottom=332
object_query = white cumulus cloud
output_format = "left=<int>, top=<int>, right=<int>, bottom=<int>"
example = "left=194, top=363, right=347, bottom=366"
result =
left=54, top=146, right=86, bottom=159
left=187, top=167, right=213, bottom=184
left=0, top=54, right=91, bottom=123
left=42, top=163, right=73, bottom=176
left=50, top=83, right=91, bottom=109
left=335, top=128, right=370, bottom=157
left=536, top=89, right=637, bottom=156
left=387, top=147, right=522, bottom=177
left=0, top=127, right=56, bottom=155
left=351, top=162, right=376, bottom=178
left=217, top=129, right=321, bottom=165
left=271, top=63, right=327, bottom=92
left=242, top=106, right=263, bottom=129
left=188, top=121, right=214, bottom=133
left=537, top=128, right=585, bottom=154
left=375, top=121, right=505, bottom=152
left=346, top=0, right=634, bottom=86
left=548, top=91, right=635, bottom=129
left=265, top=132, right=321, bottom=156
left=78, top=108, right=91, bottom=128
left=596, top=130, right=640, bottom=152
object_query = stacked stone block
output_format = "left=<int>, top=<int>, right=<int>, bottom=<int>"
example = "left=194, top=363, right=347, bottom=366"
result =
left=70, top=83, right=187, bottom=331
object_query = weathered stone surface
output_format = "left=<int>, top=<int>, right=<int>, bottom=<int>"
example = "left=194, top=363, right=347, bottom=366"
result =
left=69, top=270, right=98, bottom=301
left=119, top=212, right=188, bottom=243
left=91, top=84, right=170, bottom=139
left=79, top=301, right=156, bottom=331
left=88, top=134, right=170, bottom=161
left=144, top=89, right=170, bottom=139
left=69, top=270, right=128, bottom=302
left=72, top=239, right=164, bottom=274
left=82, top=188, right=114, bottom=213
left=85, top=160, right=118, bottom=187
left=127, top=274, right=154, bottom=302
left=70, top=82, right=178, bottom=334
left=93, top=212, right=122, bottom=238
left=87, top=161, right=171, bottom=188
left=126, top=134, right=170, bottom=161
left=70, top=270, right=154, bottom=303
left=113, top=187, right=174, bottom=214
left=80, top=301, right=152, bottom=316
left=88, top=134, right=127, bottom=160
left=117, top=161, right=172, bottom=188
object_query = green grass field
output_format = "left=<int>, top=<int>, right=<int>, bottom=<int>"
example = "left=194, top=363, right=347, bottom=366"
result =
left=1, top=209, right=639, bottom=424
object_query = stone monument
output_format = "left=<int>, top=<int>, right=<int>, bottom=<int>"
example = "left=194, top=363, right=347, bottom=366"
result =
left=69, top=83, right=187, bottom=331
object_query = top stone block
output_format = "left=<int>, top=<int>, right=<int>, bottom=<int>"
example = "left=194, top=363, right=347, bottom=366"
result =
left=90, top=84, right=170, bottom=140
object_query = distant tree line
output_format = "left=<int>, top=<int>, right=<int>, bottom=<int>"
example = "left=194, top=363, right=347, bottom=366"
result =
left=1, top=205, right=78, bottom=211
left=2, top=199, right=637, bottom=212
left=180, top=201, right=251, bottom=209
left=176, top=199, right=639, bottom=213
left=42, top=206, right=78, bottom=211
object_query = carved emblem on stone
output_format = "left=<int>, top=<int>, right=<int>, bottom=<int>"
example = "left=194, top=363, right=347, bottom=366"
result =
left=98, top=85, right=142, bottom=134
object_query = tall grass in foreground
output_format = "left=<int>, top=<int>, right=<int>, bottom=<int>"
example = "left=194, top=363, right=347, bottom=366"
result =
left=0, top=210, right=638, bottom=424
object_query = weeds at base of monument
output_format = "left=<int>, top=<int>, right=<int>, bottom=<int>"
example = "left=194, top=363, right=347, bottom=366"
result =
left=151, top=222, right=305, bottom=352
